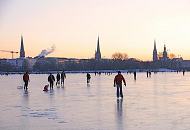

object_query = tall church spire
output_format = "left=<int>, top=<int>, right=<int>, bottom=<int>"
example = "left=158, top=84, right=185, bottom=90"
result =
left=154, top=40, right=156, bottom=50
left=95, top=36, right=101, bottom=60
left=153, top=40, right=158, bottom=61
left=164, top=44, right=166, bottom=51
left=20, top=35, right=25, bottom=58
left=163, top=44, right=168, bottom=60
left=97, top=36, right=100, bottom=53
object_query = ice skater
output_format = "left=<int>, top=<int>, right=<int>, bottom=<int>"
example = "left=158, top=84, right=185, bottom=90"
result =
left=87, top=73, right=91, bottom=84
left=48, top=73, right=55, bottom=90
left=23, top=72, right=30, bottom=90
left=183, top=70, right=185, bottom=76
left=61, top=71, right=66, bottom=86
left=147, top=71, right=149, bottom=78
left=56, top=72, right=61, bottom=86
left=114, top=71, right=126, bottom=99
left=134, top=71, right=137, bottom=80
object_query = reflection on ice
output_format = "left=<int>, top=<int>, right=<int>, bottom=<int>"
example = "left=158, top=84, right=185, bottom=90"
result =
left=87, top=83, right=90, bottom=87
left=116, top=99, right=123, bottom=117
left=49, top=89, right=54, bottom=95
left=23, top=90, right=29, bottom=95
left=116, top=99, right=124, bottom=130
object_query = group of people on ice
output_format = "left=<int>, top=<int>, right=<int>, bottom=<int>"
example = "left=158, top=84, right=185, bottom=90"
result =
left=22, top=71, right=66, bottom=92
left=46, top=71, right=66, bottom=91
left=23, top=71, right=127, bottom=98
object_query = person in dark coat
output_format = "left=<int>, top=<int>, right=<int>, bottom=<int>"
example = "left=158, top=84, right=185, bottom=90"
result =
left=43, top=84, right=49, bottom=92
left=61, top=71, right=66, bottom=86
left=48, top=73, right=55, bottom=90
left=56, top=72, right=61, bottom=86
left=183, top=70, right=185, bottom=76
left=134, top=71, right=137, bottom=80
left=147, top=71, right=149, bottom=78
left=86, top=73, right=91, bottom=83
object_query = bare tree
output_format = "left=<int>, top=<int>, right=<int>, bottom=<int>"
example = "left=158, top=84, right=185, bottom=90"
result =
left=169, top=53, right=176, bottom=59
left=112, top=52, right=128, bottom=60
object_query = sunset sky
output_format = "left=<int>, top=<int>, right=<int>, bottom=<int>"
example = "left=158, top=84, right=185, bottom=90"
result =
left=1, top=0, right=190, bottom=60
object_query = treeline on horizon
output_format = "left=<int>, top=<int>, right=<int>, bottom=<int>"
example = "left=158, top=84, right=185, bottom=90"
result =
left=0, top=57, right=184, bottom=72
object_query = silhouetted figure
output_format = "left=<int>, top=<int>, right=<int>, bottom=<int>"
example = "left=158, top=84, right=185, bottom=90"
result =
left=149, top=71, right=151, bottom=77
left=147, top=71, right=149, bottom=78
left=114, top=71, right=126, bottom=99
left=87, top=73, right=91, bottom=83
left=23, top=72, right=30, bottom=90
left=183, top=70, right=185, bottom=76
left=61, top=71, right=66, bottom=86
left=48, top=73, right=55, bottom=90
left=43, top=84, right=49, bottom=92
left=134, top=71, right=137, bottom=80
left=56, top=72, right=61, bottom=86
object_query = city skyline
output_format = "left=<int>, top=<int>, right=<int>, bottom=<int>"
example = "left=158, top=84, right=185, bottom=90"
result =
left=1, top=35, right=181, bottom=61
left=1, top=0, right=190, bottom=60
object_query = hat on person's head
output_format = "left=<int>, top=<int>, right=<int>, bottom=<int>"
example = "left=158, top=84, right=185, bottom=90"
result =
left=118, top=71, right=121, bottom=74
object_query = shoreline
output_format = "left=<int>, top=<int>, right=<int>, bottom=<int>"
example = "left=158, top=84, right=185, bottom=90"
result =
left=0, top=68, right=183, bottom=75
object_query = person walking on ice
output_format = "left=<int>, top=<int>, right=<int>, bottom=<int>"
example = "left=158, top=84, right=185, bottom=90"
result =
left=114, top=71, right=126, bottom=99
left=48, top=73, right=55, bottom=90
left=133, top=71, right=137, bottom=80
left=61, top=71, right=66, bottom=86
left=56, top=72, right=61, bottom=86
left=86, top=73, right=91, bottom=84
left=23, top=71, right=30, bottom=90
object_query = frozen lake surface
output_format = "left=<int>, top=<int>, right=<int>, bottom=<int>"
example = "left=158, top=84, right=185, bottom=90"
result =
left=1, top=72, right=190, bottom=130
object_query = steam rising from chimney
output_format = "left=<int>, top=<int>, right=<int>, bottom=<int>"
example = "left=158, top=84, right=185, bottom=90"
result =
left=37, top=45, right=55, bottom=58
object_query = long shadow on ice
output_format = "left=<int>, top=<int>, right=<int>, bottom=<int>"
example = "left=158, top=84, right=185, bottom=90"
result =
left=116, top=99, right=124, bottom=130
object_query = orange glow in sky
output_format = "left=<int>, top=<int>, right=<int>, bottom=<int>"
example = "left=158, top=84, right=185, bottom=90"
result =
left=1, top=0, right=190, bottom=60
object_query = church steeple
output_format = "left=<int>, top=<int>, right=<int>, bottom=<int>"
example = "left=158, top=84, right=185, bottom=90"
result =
left=20, top=35, right=25, bottom=58
left=154, top=40, right=156, bottom=50
left=95, top=36, right=101, bottom=60
left=153, top=40, right=158, bottom=61
left=97, top=36, right=100, bottom=53
left=163, top=44, right=168, bottom=60
left=164, top=44, right=166, bottom=51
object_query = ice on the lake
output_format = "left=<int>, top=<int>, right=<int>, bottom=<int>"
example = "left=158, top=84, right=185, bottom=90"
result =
left=0, top=72, right=190, bottom=130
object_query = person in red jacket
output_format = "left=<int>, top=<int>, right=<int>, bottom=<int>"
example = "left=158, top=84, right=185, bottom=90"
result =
left=114, top=71, right=126, bottom=98
left=23, top=72, right=30, bottom=90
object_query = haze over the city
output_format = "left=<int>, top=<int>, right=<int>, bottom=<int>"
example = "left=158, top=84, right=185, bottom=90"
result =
left=1, top=0, right=190, bottom=60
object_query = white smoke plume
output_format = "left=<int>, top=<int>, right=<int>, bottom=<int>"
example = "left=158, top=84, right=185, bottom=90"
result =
left=38, top=45, right=55, bottom=58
